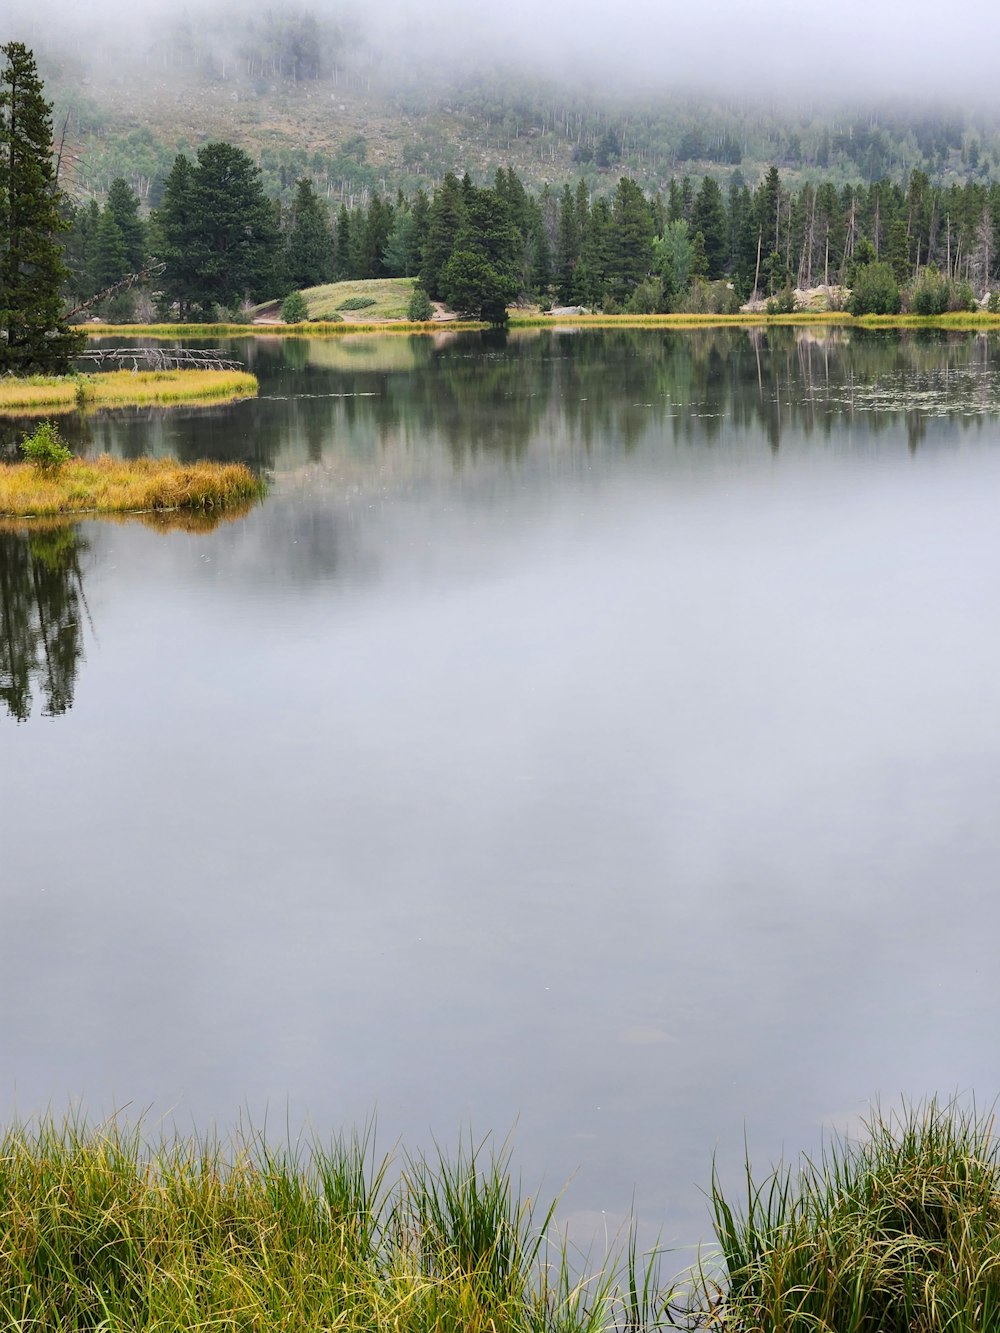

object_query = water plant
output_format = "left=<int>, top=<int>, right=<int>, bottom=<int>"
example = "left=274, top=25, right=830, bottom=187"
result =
left=0, top=1115, right=678, bottom=1333
left=704, top=1098, right=1000, bottom=1333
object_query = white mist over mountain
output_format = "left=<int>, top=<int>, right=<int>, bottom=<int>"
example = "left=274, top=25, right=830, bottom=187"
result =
left=6, top=0, right=1000, bottom=107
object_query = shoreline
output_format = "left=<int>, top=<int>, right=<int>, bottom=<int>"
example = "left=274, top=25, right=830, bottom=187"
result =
left=80, top=311, right=1000, bottom=340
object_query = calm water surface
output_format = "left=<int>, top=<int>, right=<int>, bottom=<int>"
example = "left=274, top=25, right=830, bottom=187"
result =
left=4, top=326, right=1000, bottom=1261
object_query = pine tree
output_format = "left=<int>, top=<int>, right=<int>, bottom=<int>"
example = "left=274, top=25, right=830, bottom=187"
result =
left=0, top=42, right=82, bottom=372
left=285, top=177, right=331, bottom=288
left=154, top=143, right=278, bottom=315
left=105, top=178, right=145, bottom=272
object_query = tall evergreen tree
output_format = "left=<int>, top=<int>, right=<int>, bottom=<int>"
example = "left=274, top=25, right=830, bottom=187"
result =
left=105, top=177, right=145, bottom=272
left=556, top=183, right=580, bottom=304
left=0, top=42, right=82, bottom=371
left=608, top=176, right=654, bottom=304
left=285, top=177, right=331, bottom=288
left=153, top=153, right=200, bottom=316
left=691, top=176, right=728, bottom=279
left=421, top=172, right=465, bottom=300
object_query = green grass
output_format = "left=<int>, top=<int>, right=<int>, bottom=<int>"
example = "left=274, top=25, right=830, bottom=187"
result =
left=295, top=277, right=418, bottom=321
left=704, top=1098, right=1000, bottom=1333
left=0, top=1116, right=679, bottom=1333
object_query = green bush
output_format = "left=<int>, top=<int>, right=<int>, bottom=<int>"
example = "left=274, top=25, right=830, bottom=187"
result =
left=848, top=262, right=901, bottom=315
left=909, top=267, right=949, bottom=315
left=765, top=286, right=797, bottom=315
left=407, top=286, right=434, bottom=321
left=625, top=278, right=664, bottom=314
left=676, top=279, right=741, bottom=315
left=337, top=295, right=377, bottom=311
left=20, top=420, right=72, bottom=470
left=281, top=290, right=310, bottom=323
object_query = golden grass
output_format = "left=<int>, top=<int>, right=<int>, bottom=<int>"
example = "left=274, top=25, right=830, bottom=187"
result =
left=0, top=455, right=265, bottom=519
left=86, top=320, right=473, bottom=338
left=0, top=369, right=258, bottom=415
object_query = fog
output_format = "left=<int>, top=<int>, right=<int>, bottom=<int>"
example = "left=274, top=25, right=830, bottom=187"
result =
left=7, top=0, right=1000, bottom=109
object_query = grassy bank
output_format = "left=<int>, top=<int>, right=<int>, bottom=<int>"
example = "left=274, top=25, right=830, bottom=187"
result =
left=84, top=320, right=472, bottom=338
left=706, top=1099, right=1000, bottom=1332
left=0, top=369, right=258, bottom=415
left=0, top=455, right=264, bottom=518
left=0, top=1118, right=676, bottom=1333
left=82, top=311, right=1000, bottom=341
left=0, top=1103, right=995, bottom=1331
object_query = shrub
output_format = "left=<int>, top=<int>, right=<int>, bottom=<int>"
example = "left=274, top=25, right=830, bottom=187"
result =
left=281, top=290, right=310, bottom=323
left=676, top=279, right=741, bottom=315
left=20, top=420, right=72, bottom=470
left=848, top=262, right=901, bottom=315
left=625, top=278, right=664, bottom=314
left=407, top=286, right=434, bottom=321
left=337, top=295, right=377, bottom=311
left=765, top=286, right=797, bottom=315
left=909, top=267, right=949, bottom=315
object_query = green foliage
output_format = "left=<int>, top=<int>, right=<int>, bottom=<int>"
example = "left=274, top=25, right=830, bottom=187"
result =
left=625, top=277, right=664, bottom=314
left=707, top=1099, right=1000, bottom=1333
left=407, top=285, right=433, bottom=320
left=281, top=289, right=309, bottom=322
left=765, top=286, right=797, bottom=314
left=20, top=419, right=72, bottom=470
left=676, top=278, right=741, bottom=314
left=910, top=266, right=950, bottom=315
left=0, top=1115, right=678, bottom=1332
left=0, top=43, right=84, bottom=372
left=154, top=143, right=278, bottom=316
left=848, top=261, right=902, bottom=315
left=284, top=177, right=332, bottom=288
left=336, top=294, right=377, bottom=310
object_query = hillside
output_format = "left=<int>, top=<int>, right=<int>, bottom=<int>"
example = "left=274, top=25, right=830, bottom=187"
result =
left=31, top=11, right=1000, bottom=212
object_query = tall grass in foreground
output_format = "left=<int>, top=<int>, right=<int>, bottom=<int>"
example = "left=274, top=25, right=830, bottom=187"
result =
left=0, top=1118, right=679, bottom=1332
left=704, top=1099, right=1000, bottom=1332
left=0, top=455, right=264, bottom=517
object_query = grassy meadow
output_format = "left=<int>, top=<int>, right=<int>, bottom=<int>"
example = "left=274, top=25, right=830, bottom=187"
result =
left=0, top=455, right=264, bottom=518
left=0, top=369, right=258, bottom=415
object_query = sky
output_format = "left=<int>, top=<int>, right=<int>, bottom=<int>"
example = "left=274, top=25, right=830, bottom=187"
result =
left=7, top=0, right=1000, bottom=107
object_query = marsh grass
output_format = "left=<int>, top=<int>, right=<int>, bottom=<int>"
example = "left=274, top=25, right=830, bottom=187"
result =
left=0, top=1116, right=677, bottom=1333
left=703, top=1099, right=1000, bottom=1333
left=0, top=369, right=258, bottom=414
left=0, top=455, right=264, bottom=518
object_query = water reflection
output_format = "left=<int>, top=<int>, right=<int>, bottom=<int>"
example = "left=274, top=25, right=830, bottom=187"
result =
left=0, top=524, right=89, bottom=721
left=22, top=326, right=995, bottom=470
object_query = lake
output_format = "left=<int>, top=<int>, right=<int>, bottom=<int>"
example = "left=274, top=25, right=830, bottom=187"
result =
left=3, top=324, right=1000, bottom=1268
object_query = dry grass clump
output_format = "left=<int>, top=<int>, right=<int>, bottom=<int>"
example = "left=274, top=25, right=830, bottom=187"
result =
left=0, top=455, right=264, bottom=518
left=704, top=1099, right=1000, bottom=1332
left=0, top=369, right=258, bottom=414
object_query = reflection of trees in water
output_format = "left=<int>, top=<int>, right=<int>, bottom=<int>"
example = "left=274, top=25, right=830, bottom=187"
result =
left=0, top=524, right=89, bottom=722
left=22, top=327, right=1000, bottom=473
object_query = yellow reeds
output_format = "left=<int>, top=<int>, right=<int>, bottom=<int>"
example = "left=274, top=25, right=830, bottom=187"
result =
left=0, top=369, right=258, bottom=414
left=0, top=455, right=265, bottom=518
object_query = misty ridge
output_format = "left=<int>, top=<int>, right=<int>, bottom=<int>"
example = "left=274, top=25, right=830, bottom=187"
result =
left=8, top=0, right=1000, bottom=207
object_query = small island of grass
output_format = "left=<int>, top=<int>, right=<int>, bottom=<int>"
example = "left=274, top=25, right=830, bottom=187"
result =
left=0, top=451, right=264, bottom=519
left=0, top=368, right=258, bottom=415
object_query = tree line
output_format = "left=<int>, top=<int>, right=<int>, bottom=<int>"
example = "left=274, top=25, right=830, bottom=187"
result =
left=63, top=153, right=1000, bottom=324
left=6, top=38, right=1000, bottom=377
